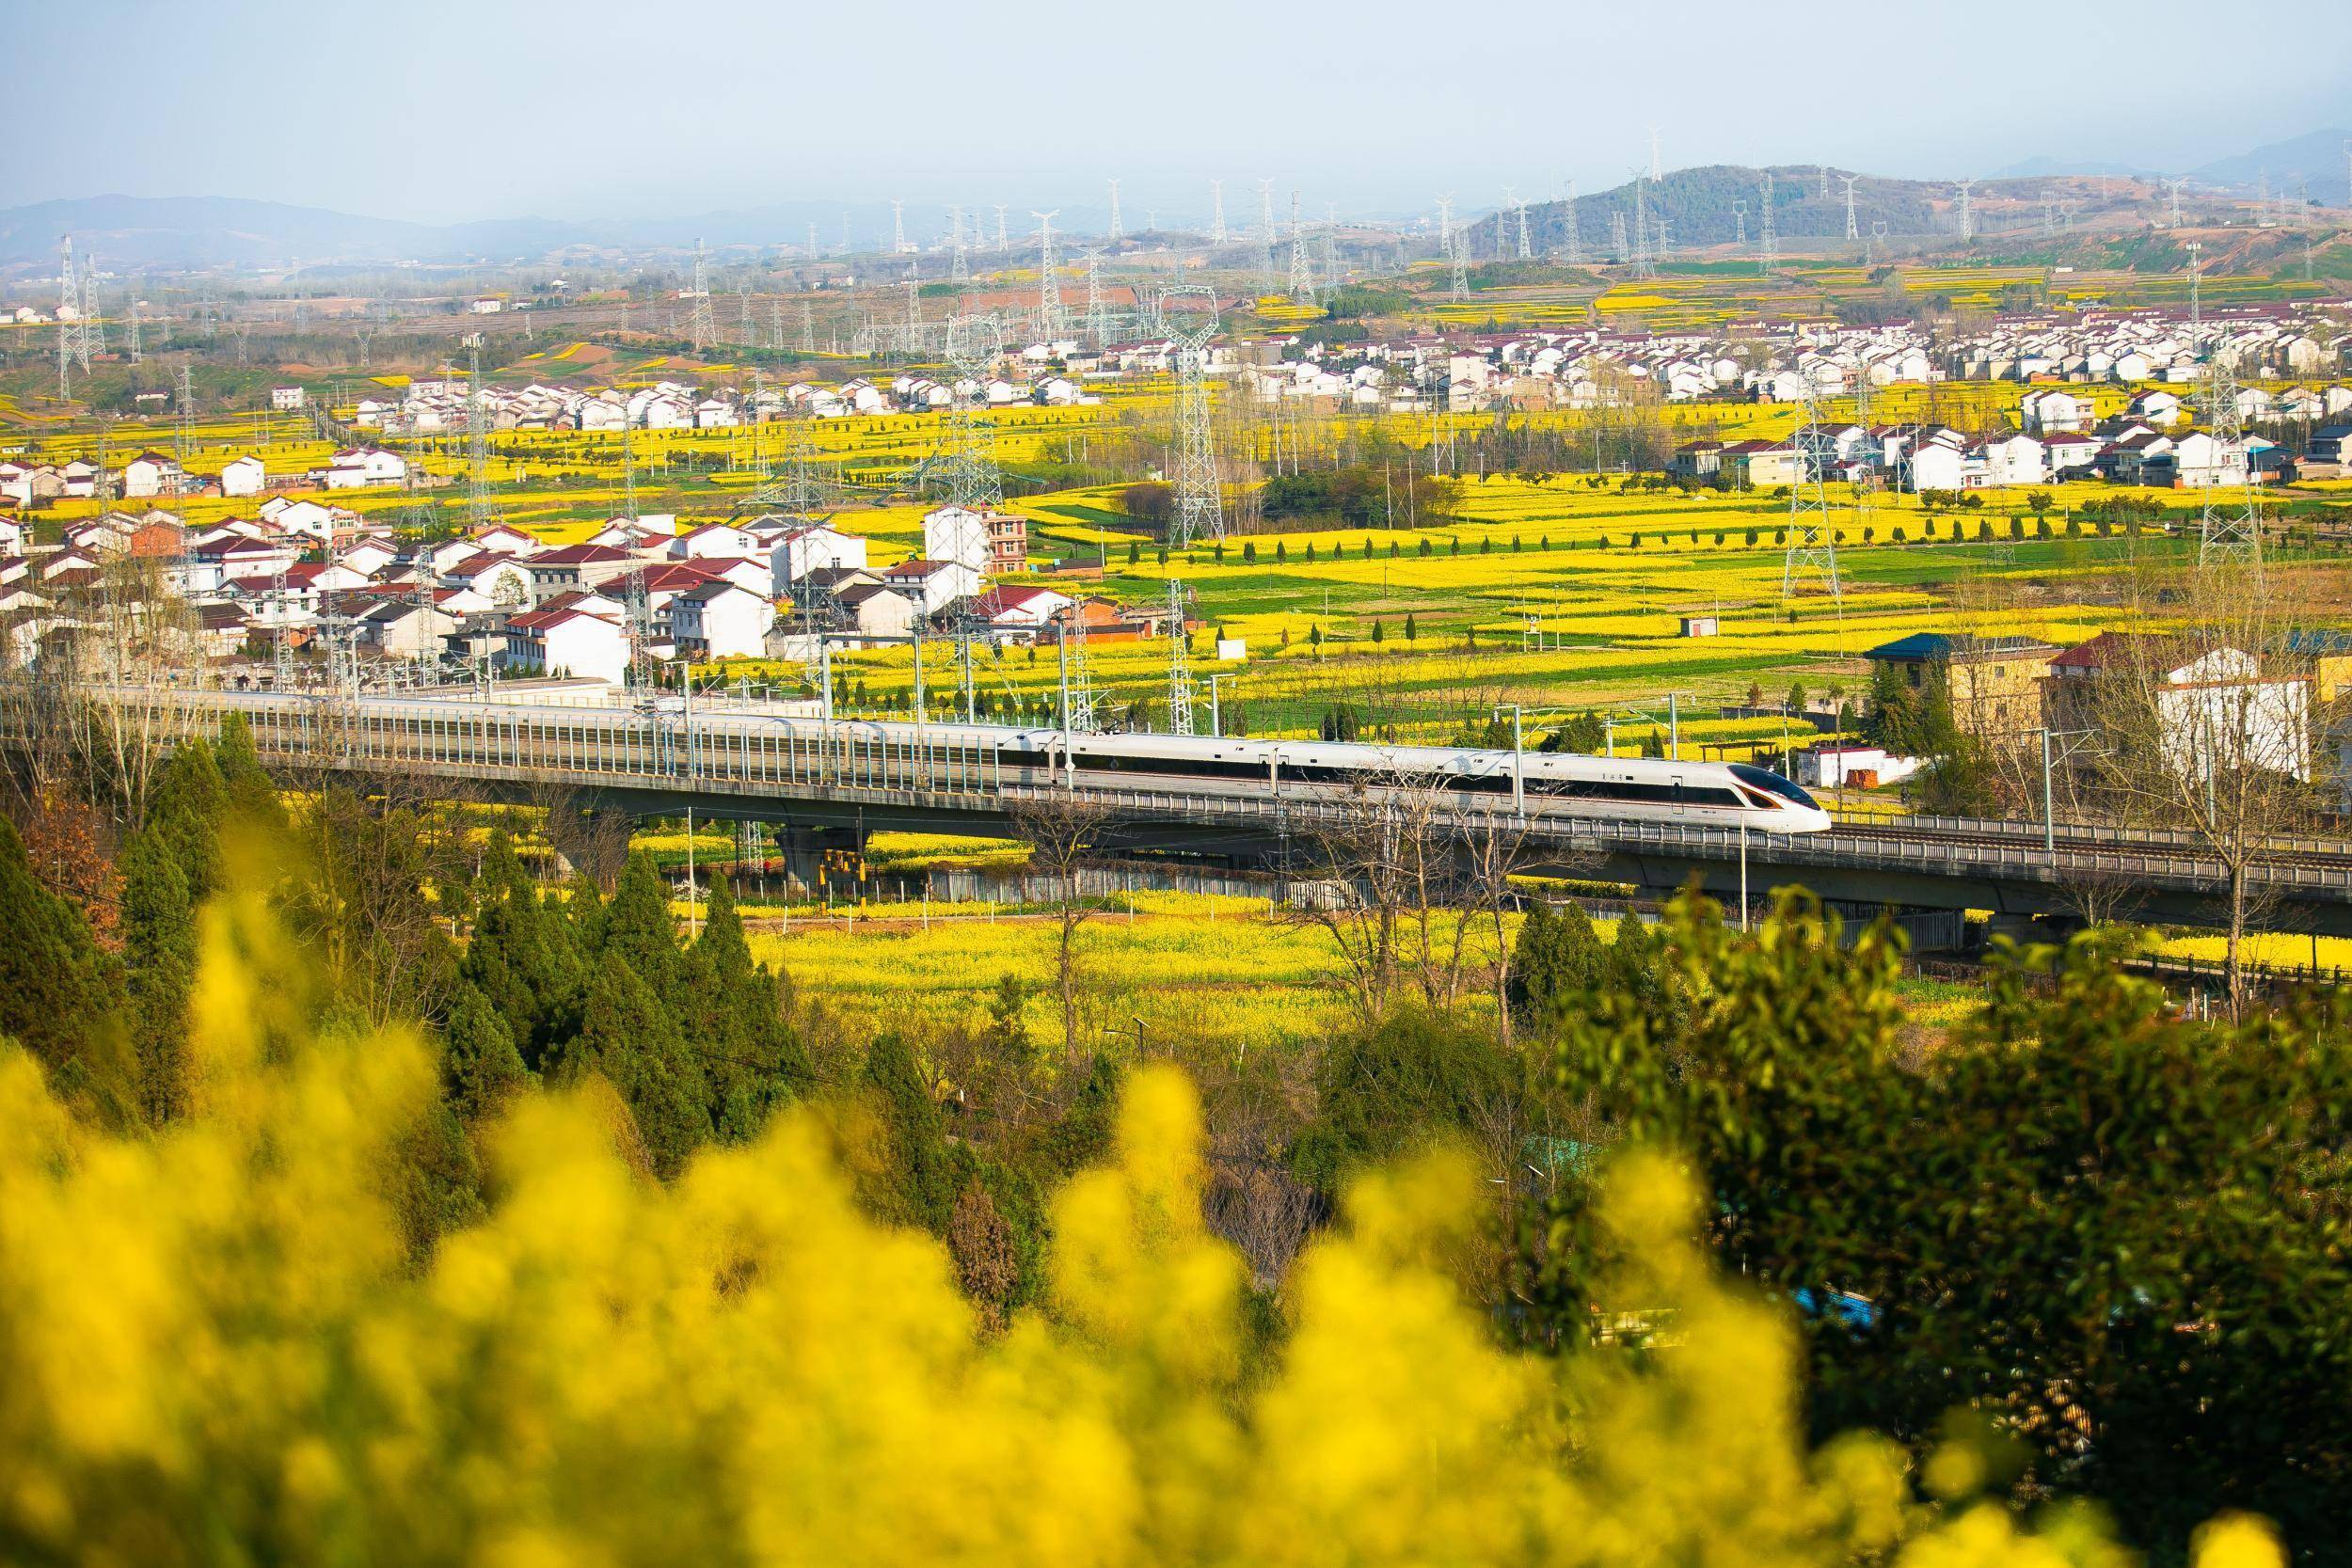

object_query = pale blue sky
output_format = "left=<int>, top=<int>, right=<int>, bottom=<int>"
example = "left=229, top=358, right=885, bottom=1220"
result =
left=5, top=0, right=2345, bottom=224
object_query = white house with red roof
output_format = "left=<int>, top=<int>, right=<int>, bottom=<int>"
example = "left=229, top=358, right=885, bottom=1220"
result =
left=960, top=583, right=1073, bottom=641
left=670, top=580, right=771, bottom=660
left=671, top=522, right=763, bottom=561
left=121, top=451, right=183, bottom=499
left=769, top=522, right=868, bottom=592
left=501, top=603, right=628, bottom=684
left=221, top=453, right=267, bottom=499
left=881, top=558, right=980, bottom=614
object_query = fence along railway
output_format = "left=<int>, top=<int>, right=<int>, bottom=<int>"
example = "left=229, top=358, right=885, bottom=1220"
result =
left=29, top=684, right=2352, bottom=940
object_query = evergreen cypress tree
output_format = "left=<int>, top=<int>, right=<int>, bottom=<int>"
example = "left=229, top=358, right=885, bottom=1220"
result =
left=148, top=740, right=228, bottom=902
left=1505, top=899, right=1604, bottom=1023
left=461, top=831, right=584, bottom=1068
left=862, top=1033, right=956, bottom=1231
left=0, top=818, right=133, bottom=1125
left=442, top=979, right=532, bottom=1123
left=601, top=850, right=680, bottom=991
left=215, top=712, right=284, bottom=833
left=118, top=828, right=195, bottom=1123
left=691, top=875, right=813, bottom=1141
left=559, top=953, right=711, bottom=1180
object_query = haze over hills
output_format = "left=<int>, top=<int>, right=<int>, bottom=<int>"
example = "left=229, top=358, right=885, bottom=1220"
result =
left=1988, top=128, right=2348, bottom=193
left=2, top=125, right=2343, bottom=277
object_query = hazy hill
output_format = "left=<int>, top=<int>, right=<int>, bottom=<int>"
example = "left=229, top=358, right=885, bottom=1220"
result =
left=2189, top=127, right=2350, bottom=196
left=0, top=195, right=917, bottom=274
left=1988, top=153, right=2159, bottom=181
left=1517, top=166, right=1953, bottom=257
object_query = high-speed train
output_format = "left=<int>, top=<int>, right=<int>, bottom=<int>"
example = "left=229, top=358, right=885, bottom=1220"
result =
left=948, top=724, right=1835, bottom=834
left=184, top=689, right=1834, bottom=836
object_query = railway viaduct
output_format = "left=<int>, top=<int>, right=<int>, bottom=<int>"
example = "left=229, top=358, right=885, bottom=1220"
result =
left=40, top=686, right=2352, bottom=941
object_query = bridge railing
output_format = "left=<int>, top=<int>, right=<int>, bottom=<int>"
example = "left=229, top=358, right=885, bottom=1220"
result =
left=57, top=688, right=2352, bottom=903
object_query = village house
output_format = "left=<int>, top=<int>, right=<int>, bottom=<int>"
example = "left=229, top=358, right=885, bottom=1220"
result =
left=669, top=580, right=771, bottom=660
left=1867, top=632, right=2058, bottom=737
left=221, top=453, right=267, bottom=499
left=501, top=604, right=628, bottom=685
left=880, top=558, right=981, bottom=615
left=921, top=503, right=1026, bottom=575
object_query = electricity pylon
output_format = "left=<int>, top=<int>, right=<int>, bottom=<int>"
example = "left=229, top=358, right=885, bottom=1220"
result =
left=1166, top=578, right=1196, bottom=736
left=1163, top=285, right=1225, bottom=547
left=1782, top=375, right=1843, bottom=605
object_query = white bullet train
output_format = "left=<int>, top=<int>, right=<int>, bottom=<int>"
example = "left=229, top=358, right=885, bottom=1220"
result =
left=190, top=689, right=1834, bottom=836
left=741, top=716, right=1834, bottom=836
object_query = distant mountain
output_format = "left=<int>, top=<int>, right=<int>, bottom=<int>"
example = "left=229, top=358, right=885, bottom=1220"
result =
left=0, top=194, right=940, bottom=274
left=1517, top=165, right=1954, bottom=257
left=1987, top=154, right=2159, bottom=181
left=2189, top=127, right=2351, bottom=196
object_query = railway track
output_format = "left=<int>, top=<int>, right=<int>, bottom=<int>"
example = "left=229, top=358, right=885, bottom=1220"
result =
left=1836, top=819, right=2352, bottom=873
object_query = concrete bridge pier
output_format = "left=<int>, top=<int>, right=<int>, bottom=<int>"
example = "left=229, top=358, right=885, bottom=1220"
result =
left=776, top=823, right=866, bottom=896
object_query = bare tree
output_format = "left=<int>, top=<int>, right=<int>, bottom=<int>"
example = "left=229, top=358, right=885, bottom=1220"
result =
left=1006, top=789, right=1111, bottom=1056
left=1287, top=762, right=1512, bottom=1020
left=39, top=556, right=206, bottom=831
left=2063, top=558, right=2322, bottom=1012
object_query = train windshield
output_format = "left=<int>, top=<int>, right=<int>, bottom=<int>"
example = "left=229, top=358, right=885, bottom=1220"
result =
left=1727, top=764, right=1820, bottom=810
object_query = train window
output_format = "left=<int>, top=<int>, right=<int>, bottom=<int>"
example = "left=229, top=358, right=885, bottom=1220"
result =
left=1728, top=764, right=1820, bottom=810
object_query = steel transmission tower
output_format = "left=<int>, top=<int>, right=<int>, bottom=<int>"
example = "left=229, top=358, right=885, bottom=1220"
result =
left=1286, top=192, right=1317, bottom=302
left=465, top=333, right=495, bottom=528
left=1515, top=192, right=1532, bottom=259
left=2164, top=178, right=2185, bottom=229
left=174, top=363, right=197, bottom=481
left=931, top=314, right=1006, bottom=513
left=1165, top=578, right=1196, bottom=735
left=1733, top=198, right=1748, bottom=245
left=79, top=252, right=103, bottom=359
left=1256, top=178, right=1277, bottom=277
left=2197, top=353, right=2262, bottom=566
left=1782, top=375, right=1842, bottom=605
left=1082, top=247, right=1111, bottom=342
left=1757, top=171, right=1779, bottom=274
left=1630, top=177, right=1655, bottom=278
left=1562, top=181, right=1583, bottom=266
left=685, top=238, right=717, bottom=352
left=1957, top=179, right=1976, bottom=243
left=1163, top=285, right=1225, bottom=547
left=56, top=236, right=92, bottom=400
left=891, top=199, right=906, bottom=254
left=1107, top=179, right=1122, bottom=241
left=1840, top=174, right=1860, bottom=243
left=1032, top=211, right=1062, bottom=337
left=1210, top=178, right=1226, bottom=245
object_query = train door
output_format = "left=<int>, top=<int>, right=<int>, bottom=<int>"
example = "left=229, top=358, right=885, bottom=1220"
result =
left=1668, top=773, right=1686, bottom=816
